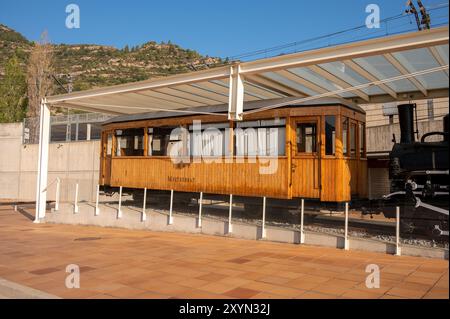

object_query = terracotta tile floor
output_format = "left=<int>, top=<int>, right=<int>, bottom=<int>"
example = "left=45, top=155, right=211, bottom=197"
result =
left=0, top=206, right=448, bottom=299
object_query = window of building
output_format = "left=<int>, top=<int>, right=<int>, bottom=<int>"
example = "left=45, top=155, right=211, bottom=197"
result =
left=90, top=124, right=102, bottom=140
left=77, top=123, right=88, bottom=141
left=70, top=123, right=78, bottom=141
left=389, top=115, right=394, bottom=125
left=296, top=122, right=317, bottom=154
left=50, top=124, right=68, bottom=142
left=359, top=122, right=366, bottom=158
left=325, top=116, right=336, bottom=156
left=350, top=122, right=357, bottom=157
left=115, top=128, right=144, bottom=156
left=342, top=117, right=348, bottom=156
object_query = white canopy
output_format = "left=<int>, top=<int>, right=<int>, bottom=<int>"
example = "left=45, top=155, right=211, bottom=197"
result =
left=46, top=26, right=449, bottom=121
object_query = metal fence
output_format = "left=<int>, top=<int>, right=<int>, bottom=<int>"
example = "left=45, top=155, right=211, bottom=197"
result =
left=23, top=113, right=114, bottom=145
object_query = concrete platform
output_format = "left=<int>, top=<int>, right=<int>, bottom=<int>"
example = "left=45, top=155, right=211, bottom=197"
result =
left=43, top=202, right=449, bottom=260
left=0, top=204, right=448, bottom=299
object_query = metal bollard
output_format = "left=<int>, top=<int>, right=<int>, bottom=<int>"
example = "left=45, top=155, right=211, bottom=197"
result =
left=395, top=206, right=401, bottom=256
left=344, top=202, right=349, bottom=250
left=228, top=194, right=233, bottom=234
left=300, top=199, right=305, bottom=244
left=74, top=183, right=79, bottom=214
left=197, top=192, right=203, bottom=228
left=55, top=178, right=60, bottom=212
left=95, top=184, right=100, bottom=216
left=117, top=186, right=123, bottom=219
left=261, top=197, right=267, bottom=239
left=142, top=188, right=147, bottom=222
left=168, top=189, right=174, bottom=225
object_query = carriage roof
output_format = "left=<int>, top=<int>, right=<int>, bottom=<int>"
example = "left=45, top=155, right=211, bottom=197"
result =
left=103, top=97, right=365, bottom=125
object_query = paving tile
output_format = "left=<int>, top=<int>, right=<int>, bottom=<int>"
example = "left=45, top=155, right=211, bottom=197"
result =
left=29, top=267, right=60, bottom=275
left=107, top=286, right=148, bottom=298
left=423, top=288, right=449, bottom=299
left=251, top=292, right=287, bottom=299
left=223, top=287, right=261, bottom=299
left=386, top=286, right=428, bottom=299
left=267, top=285, right=305, bottom=298
left=200, top=282, right=241, bottom=294
left=257, top=275, right=291, bottom=285
left=404, top=274, right=440, bottom=286
left=380, top=294, right=407, bottom=299
left=340, top=289, right=384, bottom=299
left=227, top=258, right=252, bottom=264
left=196, top=273, right=227, bottom=282
left=297, top=291, right=337, bottom=299
left=181, top=289, right=230, bottom=299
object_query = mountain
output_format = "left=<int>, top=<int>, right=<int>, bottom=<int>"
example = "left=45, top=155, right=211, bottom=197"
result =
left=0, top=24, right=31, bottom=71
left=0, top=24, right=224, bottom=94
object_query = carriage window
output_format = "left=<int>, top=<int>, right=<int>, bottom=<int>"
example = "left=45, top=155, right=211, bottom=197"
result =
left=325, top=116, right=336, bottom=156
left=115, top=128, right=144, bottom=157
left=235, top=119, right=286, bottom=156
left=190, top=122, right=229, bottom=157
left=296, top=122, right=317, bottom=153
left=350, top=122, right=357, bottom=157
left=106, top=135, right=113, bottom=156
left=342, top=117, right=348, bottom=156
left=148, top=127, right=176, bottom=156
left=359, top=123, right=366, bottom=158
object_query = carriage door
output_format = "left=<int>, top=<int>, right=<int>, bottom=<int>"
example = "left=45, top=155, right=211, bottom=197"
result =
left=101, top=132, right=113, bottom=185
left=291, top=117, right=321, bottom=199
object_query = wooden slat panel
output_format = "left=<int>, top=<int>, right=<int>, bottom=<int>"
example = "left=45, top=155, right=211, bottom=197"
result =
left=109, top=157, right=289, bottom=199
left=291, top=158, right=320, bottom=199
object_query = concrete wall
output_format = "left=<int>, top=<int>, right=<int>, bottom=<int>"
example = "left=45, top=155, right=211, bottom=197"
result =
left=0, top=122, right=100, bottom=202
left=0, top=123, right=23, bottom=200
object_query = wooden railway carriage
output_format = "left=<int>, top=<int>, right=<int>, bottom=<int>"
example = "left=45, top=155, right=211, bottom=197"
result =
left=100, top=97, right=367, bottom=204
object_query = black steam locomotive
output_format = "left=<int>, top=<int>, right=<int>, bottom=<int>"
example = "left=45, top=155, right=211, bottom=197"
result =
left=380, top=103, right=449, bottom=238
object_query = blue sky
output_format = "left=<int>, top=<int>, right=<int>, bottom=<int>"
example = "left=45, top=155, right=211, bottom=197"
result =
left=0, top=0, right=447, bottom=58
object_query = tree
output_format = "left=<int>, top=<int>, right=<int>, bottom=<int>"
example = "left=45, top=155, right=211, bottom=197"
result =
left=0, top=55, right=28, bottom=123
left=26, top=30, right=54, bottom=119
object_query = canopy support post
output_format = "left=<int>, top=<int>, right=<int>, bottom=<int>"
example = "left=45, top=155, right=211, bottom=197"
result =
left=34, top=99, right=50, bottom=223
left=228, top=64, right=244, bottom=121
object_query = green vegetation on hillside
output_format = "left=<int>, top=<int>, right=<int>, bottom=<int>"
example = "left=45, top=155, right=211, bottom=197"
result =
left=0, top=24, right=225, bottom=122
left=0, top=55, right=27, bottom=122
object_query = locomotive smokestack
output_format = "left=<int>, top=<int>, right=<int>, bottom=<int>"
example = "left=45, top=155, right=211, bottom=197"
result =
left=397, top=104, right=416, bottom=144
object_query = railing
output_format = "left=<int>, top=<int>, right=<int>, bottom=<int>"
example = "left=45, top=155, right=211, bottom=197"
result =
left=22, top=113, right=114, bottom=145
